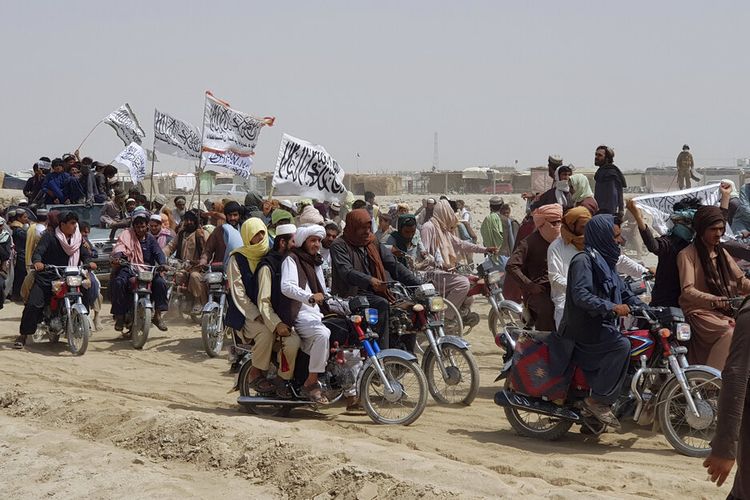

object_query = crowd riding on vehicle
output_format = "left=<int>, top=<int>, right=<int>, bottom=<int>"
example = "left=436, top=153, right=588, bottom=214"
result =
left=32, top=264, right=91, bottom=356
left=235, top=295, right=429, bottom=425
left=494, top=305, right=722, bottom=457
left=201, top=262, right=229, bottom=358
left=388, top=281, right=480, bottom=405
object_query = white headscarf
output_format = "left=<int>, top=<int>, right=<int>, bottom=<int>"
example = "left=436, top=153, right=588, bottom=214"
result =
left=293, top=223, right=325, bottom=248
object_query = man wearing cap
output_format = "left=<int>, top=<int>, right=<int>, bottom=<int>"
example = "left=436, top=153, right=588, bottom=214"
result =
left=374, top=212, right=393, bottom=243
left=173, top=196, right=187, bottom=226
left=24, top=160, right=48, bottom=204
left=125, top=198, right=137, bottom=216
left=110, top=210, right=169, bottom=332
left=164, top=210, right=208, bottom=315
left=152, top=194, right=167, bottom=214
left=279, top=199, right=297, bottom=217
left=148, top=214, right=174, bottom=249
left=100, top=190, right=128, bottom=229
left=676, top=144, right=696, bottom=190
left=200, top=201, right=243, bottom=268
left=281, top=224, right=333, bottom=403
left=40, top=158, right=70, bottom=205
left=415, top=198, right=436, bottom=227
left=268, top=209, right=293, bottom=240
left=329, top=202, right=343, bottom=228
left=481, top=197, right=505, bottom=250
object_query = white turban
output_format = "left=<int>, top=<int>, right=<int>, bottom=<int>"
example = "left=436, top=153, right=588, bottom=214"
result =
left=293, top=223, right=325, bottom=247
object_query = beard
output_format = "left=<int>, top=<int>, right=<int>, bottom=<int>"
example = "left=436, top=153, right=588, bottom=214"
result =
left=594, top=158, right=605, bottom=167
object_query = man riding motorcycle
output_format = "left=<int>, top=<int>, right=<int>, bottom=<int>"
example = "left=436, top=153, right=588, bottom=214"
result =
left=110, top=210, right=169, bottom=333
left=330, top=209, right=421, bottom=350
left=163, top=210, right=207, bottom=315
left=281, top=224, right=333, bottom=404
left=553, top=214, right=645, bottom=428
left=14, top=211, right=94, bottom=349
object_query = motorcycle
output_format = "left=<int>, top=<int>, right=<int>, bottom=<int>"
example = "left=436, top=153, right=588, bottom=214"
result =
left=32, top=264, right=91, bottom=356
left=201, top=262, right=229, bottom=358
left=494, top=305, right=722, bottom=457
left=389, top=281, right=480, bottom=405
left=120, top=261, right=160, bottom=350
left=166, top=258, right=201, bottom=323
left=235, top=295, right=428, bottom=425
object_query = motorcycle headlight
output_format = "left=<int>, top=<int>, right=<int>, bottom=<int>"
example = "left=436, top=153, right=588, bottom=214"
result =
left=487, top=270, right=502, bottom=285
left=205, top=272, right=223, bottom=284
left=428, top=296, right=446, bottom=312
left=138, top=270, right=154, bottom=282
left=52, top=280, right=64, bottom=293
left=417, top=283, right=437, bottom=298
left=675, top=322, right=691, bottom=341
left=66, top=275, right=82, bottom=287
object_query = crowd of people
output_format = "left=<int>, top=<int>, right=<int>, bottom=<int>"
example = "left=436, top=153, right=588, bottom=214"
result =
left=0, top=143, right=747, bottom=495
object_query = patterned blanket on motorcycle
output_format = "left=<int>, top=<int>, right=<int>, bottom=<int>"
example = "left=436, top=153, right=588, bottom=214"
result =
left=508, top=334, right=572, bottom=402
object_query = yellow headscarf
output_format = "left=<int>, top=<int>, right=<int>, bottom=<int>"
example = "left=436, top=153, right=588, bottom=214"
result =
left=231, top=218, right=269, bottom=271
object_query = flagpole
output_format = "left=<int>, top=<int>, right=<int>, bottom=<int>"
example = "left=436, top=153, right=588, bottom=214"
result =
left=148, top=132, right=157, bottom=204
left=75, top=119, right=103, bottom=152
left=187, top=92, right=209, bottom=219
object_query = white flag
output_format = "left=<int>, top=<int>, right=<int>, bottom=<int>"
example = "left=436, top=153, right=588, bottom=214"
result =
left=633, top=183, right=721, bottom=235
left=272, top=134, right=346, bottom=202
left=113, top=142, right=148, bottom=184
left=103, top=103, right=146, bottom=146
left=201, top=92, right=273, bottom=177
left=153, top=108, right=201, bottom=160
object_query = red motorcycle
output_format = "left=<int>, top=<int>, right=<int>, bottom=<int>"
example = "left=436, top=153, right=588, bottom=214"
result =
left=494, top=306, right=722, bottom=457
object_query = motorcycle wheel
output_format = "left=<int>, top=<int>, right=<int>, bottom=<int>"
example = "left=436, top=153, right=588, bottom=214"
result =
left=441, top=299, right=466, bottom=336
left=201, top=307, right=224, bottom=358
left=359, top=357, right=427, bottom=426
left=422, top=344, right=479, bottom=405
left=657, top=369, right=721, bottom=458
left=67, top=308, right=90, bottom=356
left=502, top=379, right=572, bottom=440
left=489, top=307, right=521, bottom=342
left=236, top=361, right=291, bottom=417
left=131, top=301, right=152, bottom=350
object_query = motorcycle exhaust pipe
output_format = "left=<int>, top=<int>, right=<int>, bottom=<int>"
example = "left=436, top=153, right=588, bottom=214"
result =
left=493, top=390, right=582, bottom=423
left=237, top=396, right=314, bottom=406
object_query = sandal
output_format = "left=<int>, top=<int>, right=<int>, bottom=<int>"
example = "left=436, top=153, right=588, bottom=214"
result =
left=302, top=382, right=329, bottom=404
left=273, top=378, right=293, bottom=400
left=345, top=396, right=364, bottom=413
left=12, top=336, right=26, bottom=350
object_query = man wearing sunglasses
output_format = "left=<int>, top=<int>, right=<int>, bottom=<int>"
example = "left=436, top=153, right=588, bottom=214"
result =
left=506, top=203, right=563, bottom=332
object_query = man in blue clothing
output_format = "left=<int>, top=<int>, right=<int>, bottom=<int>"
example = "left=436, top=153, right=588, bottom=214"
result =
left=40, top=158, right=70, bottom=205
left=556, top=214, right=645, bottom=428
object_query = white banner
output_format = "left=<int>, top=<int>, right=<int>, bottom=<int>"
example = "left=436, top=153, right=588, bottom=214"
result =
left=153, top=109, right=201, bottom=160
left=633, top=183, right=721, bottom=234
left=104, top=103, right=145, bottom=146
left=201, top=93, right=273, bottom=176
left=113, top=142, right=148, bottom=184
left=203, top=150, right=254, bottom=178
left=272, top=134, right=347, bottom=202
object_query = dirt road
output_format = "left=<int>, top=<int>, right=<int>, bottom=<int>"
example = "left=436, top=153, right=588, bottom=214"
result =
left=0, top=299, right=728, bottom=499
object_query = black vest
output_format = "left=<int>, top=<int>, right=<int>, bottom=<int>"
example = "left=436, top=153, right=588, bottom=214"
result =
left=225, top=253, right=258, bottom=330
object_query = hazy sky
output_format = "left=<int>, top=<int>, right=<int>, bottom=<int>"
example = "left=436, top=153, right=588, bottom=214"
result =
left=2, top=1, right=749, bottom=174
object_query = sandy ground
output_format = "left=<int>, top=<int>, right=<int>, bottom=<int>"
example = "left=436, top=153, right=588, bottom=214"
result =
left=0, top=295, right=730, bottom=500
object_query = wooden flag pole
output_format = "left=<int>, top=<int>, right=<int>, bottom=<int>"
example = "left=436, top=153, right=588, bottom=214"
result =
left=186, top=92, right=209, bottom=218
left=75, top=119, right=103, bottom=152
left=148, top=136, right=157, bottom=204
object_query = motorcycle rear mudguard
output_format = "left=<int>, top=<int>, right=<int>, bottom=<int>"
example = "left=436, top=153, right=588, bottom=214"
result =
left=232, top=351, right=253, bottom=391
left=494, top=390, right=582, bottom=422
